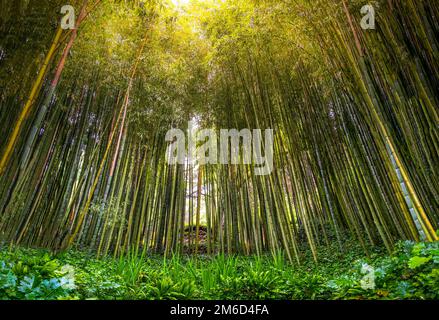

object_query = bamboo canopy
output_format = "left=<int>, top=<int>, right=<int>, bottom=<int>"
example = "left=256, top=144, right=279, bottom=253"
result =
left=0, top=0, right=437, bottom=263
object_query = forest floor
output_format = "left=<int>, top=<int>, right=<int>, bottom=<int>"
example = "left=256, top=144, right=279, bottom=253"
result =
left=0, top=238, right=437, bottom=300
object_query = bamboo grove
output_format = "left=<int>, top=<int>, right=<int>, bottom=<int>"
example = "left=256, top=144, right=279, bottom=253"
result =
left=0, top=0, right=437, bottom=264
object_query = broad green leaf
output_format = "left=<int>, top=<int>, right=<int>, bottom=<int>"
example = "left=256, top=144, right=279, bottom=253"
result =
left=408, top=256, right=431, bottom=269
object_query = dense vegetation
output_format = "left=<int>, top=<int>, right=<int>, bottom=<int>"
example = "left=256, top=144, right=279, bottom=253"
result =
left=1, top=239, right=438, bottom=300
left=0, top=0, right=438, bottom=301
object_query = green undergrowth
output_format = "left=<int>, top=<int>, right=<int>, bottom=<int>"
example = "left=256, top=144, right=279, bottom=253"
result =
left=0, top=240, right=437, bottom=300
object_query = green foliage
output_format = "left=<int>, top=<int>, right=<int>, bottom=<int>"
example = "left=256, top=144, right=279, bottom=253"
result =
left=145, top=277, right=196, bottom=300
left=0, top=249, right=75, bottom=300
left=408, top=256, right=431, bottom=269
left=332, top=241, right=439, bottom=300
left=0, top=240, right=437, bottom=300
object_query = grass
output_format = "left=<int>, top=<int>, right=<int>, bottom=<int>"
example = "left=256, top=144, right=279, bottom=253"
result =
left=0, top=239, right=437, bottom=300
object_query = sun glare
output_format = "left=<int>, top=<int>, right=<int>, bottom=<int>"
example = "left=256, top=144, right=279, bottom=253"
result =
left=171, top=0, right=191, bottom=7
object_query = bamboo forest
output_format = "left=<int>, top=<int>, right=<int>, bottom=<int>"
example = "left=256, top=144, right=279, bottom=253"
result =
left=0, top=0, right=438, bottom=302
